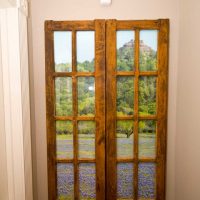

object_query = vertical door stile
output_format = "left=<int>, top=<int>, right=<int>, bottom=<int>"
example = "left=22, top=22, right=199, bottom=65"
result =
left=45, top=19, right=169, bottom=200
left=45, top=20, right=57, bottom=200
left=106, top=19, right=117, bottom=200
left=156, top=19, right=169, bottom=200
left=95, top=19, right=106, bottom=200
left=72, top=29, right=79, bottom=200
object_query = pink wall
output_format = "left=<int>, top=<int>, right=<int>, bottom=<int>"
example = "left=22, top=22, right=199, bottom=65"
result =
left=29, top=0, right=180, bottom=199
left=176, top=0, right=200, bottom=199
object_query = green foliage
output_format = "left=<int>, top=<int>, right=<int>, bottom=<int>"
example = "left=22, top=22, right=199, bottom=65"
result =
left=55, top=40, right=157, bottom=134
left=140, top=51, right=157, bottom=71
left=117, top=47, right=134, bottom=71
left=117, top=77, right=134, bottom=115
left=55, top=77, right=73, bottom=116
left=56, top=121, right=73, bottom=134
left=117, top=121, right=133, bottom=138
left=78, top=77, right=95, bottom=116
left=139, top=77, right=156, bottom=115
left=55, top=63, right=71, bottom=72
left=77, top=59, right=94, bottom=72
left=139, top=120, right=156, bottom=133
left=78, top=121, right=95, bottom=135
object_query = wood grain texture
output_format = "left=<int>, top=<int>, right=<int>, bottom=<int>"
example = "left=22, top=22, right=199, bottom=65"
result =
left=45, top=19, right=169, bottom=200
left=106, top=19, right=117, bottom=200
left=117, top=20, right=160, bottom=30
left=46, top=20, right=95, bottom=31
left=116, top=71, right=158, bottom=76
left=45, top=20, right=57, bottom=200
left=72, top=29, right=79, bottom=200
left=53, top=72, right=95, bottom=77
left=95, top=19, right=106, bottom=200
left=156, top=19, right=169, bottom=200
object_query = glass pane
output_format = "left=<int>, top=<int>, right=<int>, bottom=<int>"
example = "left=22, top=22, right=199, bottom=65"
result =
left=54, top=31, right=72, bottom=72
left=140, top=30, right=158, bottom=71
left=117, top=76, right=134, bottom=116
left=117, top=120, right=134, bottom=159
left=138, top=163, right=156, bottom=200
left=139, top=76, right=156, bottom=115
left=55, top=77, right=73, bottom=116
left=56, top=121, right=73, bottom=159
left=117, top=163, right=134, bottom=200
left=78, top=77, right=95, bottom=116
left=139, top=121, right=156, bottom=159
left=117, top=31, right=135, bottom=71
left=57, top=163, right=74, bottom=200
left=77, top=31, right=95, bottom=72
left=78, top=121, right=95, bottom=159
left=79, top=163, right=96, bottom=200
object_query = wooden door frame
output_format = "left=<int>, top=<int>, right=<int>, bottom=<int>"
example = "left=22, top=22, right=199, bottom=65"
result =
left=45, top=20, right=106, bottom=200
left=45, top=19, right=169, bottom=200
left=106, top=19, right=169, bottom=200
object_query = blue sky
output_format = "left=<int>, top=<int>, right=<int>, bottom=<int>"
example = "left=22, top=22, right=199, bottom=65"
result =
left=117, top=30, right=157, bottom=50
left=54, top=30, right=157, bottom=64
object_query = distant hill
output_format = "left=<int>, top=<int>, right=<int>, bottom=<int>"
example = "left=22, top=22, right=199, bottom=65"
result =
left=119, top=39, right=156, bottom=54
left=117, top=39, right=157, bottom=71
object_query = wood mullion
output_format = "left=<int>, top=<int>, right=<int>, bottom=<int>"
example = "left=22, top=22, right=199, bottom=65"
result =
left=55, top=116, right=95, bottom=121
left=78, top=159, right=96, bottom=163
left=116, top=158, right=157, bottom=163
left=45, top=21, right=57, bottom=200
left=55, top=116, right=73, bottom=121
left=72, top=29, right=79, bottom=200
left=156, top=19, right=169, bottom=200
left=117, top=115, right=134, bottom=120
left=46, top=20, right=95, bottom=31
left=95, top=19, right=106, bottom=200
left=56, top=158, right=96, bottom=163
left=106, top=19, right=117, bottom=200
left=55, top=115, right=157, bottom=121
left=134, top=29, right=140, bottom=200
left=116, top=20, right=160, bottom=30
left=117, top=115, right=157, bottom=120
left=53, top=72, right=95, bottom=77
left=139, top=71, right=158, bottom=76
left=57, top=159, right=74, bottom=163
left=116, top=71, right=158, bottom=76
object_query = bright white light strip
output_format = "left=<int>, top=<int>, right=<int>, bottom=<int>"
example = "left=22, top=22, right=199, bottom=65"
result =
left=100, top=0, right=112, bottom=6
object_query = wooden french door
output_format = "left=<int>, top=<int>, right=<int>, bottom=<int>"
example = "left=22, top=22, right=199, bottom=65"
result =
left=45, top=19, right=169, bottom=200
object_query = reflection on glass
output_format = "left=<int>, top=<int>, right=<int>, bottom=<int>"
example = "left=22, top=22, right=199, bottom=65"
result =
left=117, top=163, right=134, bottom=200
left=78, top=121, right=95, bottom=159
left=138, top=163, right=156, bottom=200
left=56, top=121, right=73, bottom=159
left=78, top=77, right=95, bottom=116
left=139, top=76, right=156, bottom=115
left=54, top=31, right=72, bottom=72
left=117, top=120, right=134, bottom=159
left=117, top=76, right=134, bottom=116
left=55, top=77, right=72, bottom=116
left=57, top=164, right=74, bottom=200
left=117, top=31, right=135, bottom=71
left=139, top=121, right=156, bottom=159
left=79, top=163, right=96, bottom=200
left=139, top=30, right=158, bottom=71
left=77, top=31, right=95, bottom=72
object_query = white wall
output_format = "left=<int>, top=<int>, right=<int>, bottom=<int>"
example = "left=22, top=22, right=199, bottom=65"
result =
left=0, top=0, right=16, bottom=8
left=0, top=21, right=9, bottom=200
left=29, top=0, right=180, bottom=199
left=176, top=0, right=200, bottom=199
